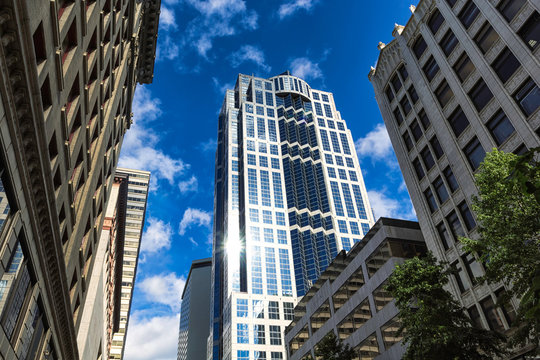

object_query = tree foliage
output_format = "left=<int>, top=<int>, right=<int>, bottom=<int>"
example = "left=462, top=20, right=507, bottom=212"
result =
left=386, top=253, right=505, bottom=360
left=303, top=332, right=355, bottom=360
left=461, top=148, right=540, bottom=350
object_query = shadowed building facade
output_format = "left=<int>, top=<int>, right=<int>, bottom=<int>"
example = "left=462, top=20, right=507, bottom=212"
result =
left=0, top=0, right=158, bottom=359
left=369, top=0, right=539, bottom=342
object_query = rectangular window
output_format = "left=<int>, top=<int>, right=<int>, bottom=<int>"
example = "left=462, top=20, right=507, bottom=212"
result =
left=237, top=299, right=248, bottom=318
left=468, top=78, right=493, bottom=112
left=385, top=86, right=394, bottom=102
left=430, top=136, right=444, bottom=159
left=269, top=325, right=282, bottom=345
left=268, top=301, right=280, bottom=319
left=463, top=137, right=486, bottom=171
left=480, top=296, right=505, bottom=332
left=498, top=0, right=526, bottom=22
left=237, top=324, right=249, bottom=344
left=253, top=324, right=265, bottom=345
left=418, top=109, right=431, bottom=129
left=403, top=131, right=413, bottom=151
left=518, top=11, right=540, bottom=50
left=262, top=210, right=272, bottom=224
left=330, top=181, right=345, bottom=216
left=433, top=176, right=449, bottom=204
left=468, top=305, right=483, bottom=328
left=487, top=110, right=515, bottom=145
left=400, top=96, right=412, bottom=115
left=253, top=299, right=264, bottom=318
left=428, top=9, right=445, bottom=34
left=447, top=210, right=465, bottom=240
left=238, top=350, right=249, bottom=360
left=381, top=317, right=404, bottom=350
left=423, top=56, right=440, bottom=82
left=452, top=261, right=471, bottom=293
left=408, top=85, right=419, bottom=104
left=440, top=29, right=459, bottom=56
left=264, top=228, right=274, bottom=243
left=437, top=222, right=452, bottom=250
left=275, top=212, right=286, bottom=226
left=458, top=201, right=476, bottom=231
left=459, top=1, right=480, bottom=29
left=421, top=146, right=435, bottom=170
left=492, top=47, right=520, bottom=83
left=393, top=108, right=404, bottom=125
left=447, top=106, right=470, bottom=137
left=443, top=166, right=459, bottom=192
left=277, top=229, right=287, bottom=244
left=271, top=352, right=283, bottom=360
left=424, top=187, right=438, bottom=212
left=413, top=36, right=428, bottom=59
left=513, top=77, right=540, bottom=117
left=265, top=248, right=278, bottom=295
left=249, top=208, right=259, bottom=223
left=475, top=22, right=499, bottom=54
left=283, top=302, right=294, bottom=320
left=413, top=158, right=425, bottom=180
left=391, top=74, right=402, bottom=92
left=410, top=120, right=423, bottom=142
left=436, top=80, right=454, bottom=108
left=454, top=52, right=475, bottom=82
left=398, top=64, right=409, bottom=80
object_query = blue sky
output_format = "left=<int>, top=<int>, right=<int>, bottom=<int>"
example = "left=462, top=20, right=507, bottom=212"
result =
left=120, top=1, right=416, bottom=359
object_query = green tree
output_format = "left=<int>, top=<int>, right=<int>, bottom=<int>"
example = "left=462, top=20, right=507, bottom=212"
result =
left=386, top=253, right=505, bottom=360
left=461, top=148, right=540, bottom=350
left=303, top=332, right=355, bottom=360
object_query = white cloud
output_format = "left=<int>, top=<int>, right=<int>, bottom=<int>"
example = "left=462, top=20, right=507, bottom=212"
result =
left=157, top=35, right=180, bottom=61
left=179, top=208, right=212, bottom=235
left=141, top=218, right=173, bottom=254
left=124, top=313, right=180, bottom=360
left=229, top=45, right=271, bottom=72
left=160, top=7, right=177, bottom=31
left=212, top=77, right=234, bottom=96
left=139, top=273, right=186, bottom=311
left=178, top=175, right=199, bottom=193
left=289, top=57, right=323, bottom=81
left=355, top=123, right=396, bottom=166
left=278, top=0, right=318, bottom=19
left=200, top=138, right=217, bottom=153
left=119, top=87, right=188, bottom=188
left=367, top=190, right=416, bottom=220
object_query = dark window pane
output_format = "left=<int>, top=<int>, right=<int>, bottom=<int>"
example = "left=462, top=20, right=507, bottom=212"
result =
left=487, top=110, right=515, bottom=146
left=403, top=131, right=413, bottom=151
left=398, top=64, right=409, bottom=80
left=400, top=96, right=412, bottom=115
left=436, top=80, right=454, bottom=108
left=413, top=158, right=425, bottom=180
left=513, top=144, right=528, bottom=155
left=492, top=47, right=521, bottom=83
left=438, top=222, right=452, bottom=250
left=468, top=79, right=493, bottom=112
left=410, top=120, right=423, bottom=142
left=452, top=261, right=470, bottom=292
left=413, top=36, right=428, bottom=59
left=423, top=56, right=440, bottom=82
left=433, top=176, right=449, bottom=203
left=418, top=109, right=431, bottom=129
left=459, top=1, right=480, bottom=29
left=447, top=210, right=465, bottom=239
left=429, top=9, right=445, bottom=34
left=440, top=29, right=459, bottom=56
left=458, top=201, right=476, bottom=230
left=518, top=11, right=540, bottom=50
left=424, top=188, right=438, bottom=212
left=385, top=86, right=394, bottom=102
left=454, top=52, right=475, bottom=82
left=446, top=0, right=457, bottom=7
left=495, top=288, right=517, bottom=326
left=468, top=305, right=483, bottom=328
left=480, top=296, right=505, bottom=332
left=430, top=136, right=444, bottom=159
left=514, top=77, right=540, bottom=117
left=463, top=136, right=486, bottom=171
left=393, top=107, right=404, bottom=125
left=391, top=74, right=402, bottom=92
left=443, top=166, right=459, bottom=192
left=421, top=146, right=435, bottom=170
left=475, top=22, right=500, bottom=54
left=408, top=85, right=419, bottom=104
left=448, top=106, right=470, bottom=137
left=498, top=0, right=526, bottom=22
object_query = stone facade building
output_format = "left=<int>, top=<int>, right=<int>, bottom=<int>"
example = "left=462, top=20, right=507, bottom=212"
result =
left=0, top=0, right=159, bottom=359
left=369, top=0, right=538, bottom=342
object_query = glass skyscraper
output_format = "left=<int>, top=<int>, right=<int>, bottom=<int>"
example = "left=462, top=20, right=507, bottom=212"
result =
left=209, top=72, right=375, bottom=360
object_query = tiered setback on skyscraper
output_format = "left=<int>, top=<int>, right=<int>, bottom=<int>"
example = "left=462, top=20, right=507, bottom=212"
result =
left=0, top=0, right=158, bottom=358
left=284, top=218, right=426, bottom=360
left=369, top=0, right=539, bottom=336
left=209, top=72, right=375, bottom=360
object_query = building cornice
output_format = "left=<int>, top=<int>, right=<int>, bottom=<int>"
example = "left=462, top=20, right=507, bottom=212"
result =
left=136, top=0, right=161, bottom=84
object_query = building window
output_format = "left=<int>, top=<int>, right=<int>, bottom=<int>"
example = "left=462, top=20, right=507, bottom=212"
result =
left=475, top=22, right=499, bottom=54
left=410, top=120, right=423, bottom=142
left=400, top=96, right=412, bottom=115
left=447, top=210, right=465, bottom=240
left=469, top=78, right=493, bottom=112
left=436, top=80, right=454, bottom=108
left=433, top=176, right=449, bottom=204
left=423, top=56, right=440, bottom=82
left=518, top=11, right=540, bottom=50
left=440, top=29, right=459, bottom=56
left=398, top=64, right=409, bottom=80
left=452, top=261, right=471, bottom=293
left=337, top=298, right=372, bottom=340
left=310, top=300, right=331, bottom=335
left=393, top=108, right=404, bottom=125
left=237, top=350, right=249, bottom=360
left=385, top=86, right=394, bottom=102
left=403, top=131, right=413, bottom=151
left=391, top=74, right=402, bottom=93
left=480, top=296, right=505, bottom=332
left=430, top=136, right=444, bottom=159
left=413, top=158, right=425, bottom=180
left=443, top=166, right=459, bottom=193
left=413, top=35, right=428, bottom=59
left=447, top=106, right=470, bottom=137
left=445, top=0, right=457, bottom=7
left=420, top=146, right=435, bottom=171
left=253, top=324, right=265, bottom=345
left=269, top=325, right=281, bottom=345
left=458, top=201, right=476, bottom=231
left=513, top=77, right=540, bottom=117
left=487, top=110, right=515, bottom=146
left=495, top=288, right=517, bottom=326
left=408, top=85, right=419, bottom=104
left=271, top=352, right=283, bottom=360
left=253, top=299, right=264, bottom=318
left=454, top=52, right=475, bottom=82
left=381, top=317, right=404, bottom=350
left=283, top=302, right=294, bottom=320
left=268, top=301, right=280, bottom=319
left=237, top=299, right=248, bottom=318
left=437, top=222, right=452, bottom=250
left=373, top=281, right=392, bottom=311
left=237, top=324, right=249, bottom=344
left=498, top=0, right=526, bottom=22
left=458, top=1, right=480, bottom=29
left=491, top=47, right=520, bottom=84
left=424, top=188, right=438, bottom=213
left=355, top=333, right=380, bottom=359
left=468, top=305, right=483, bottom=328
left=462, top=253, right=484, bottom=285
left=418, top=109, right=431, bottom=129
left=463, top=137, right=486, bottom=171
left=428, top=9, right=445, bottom=34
